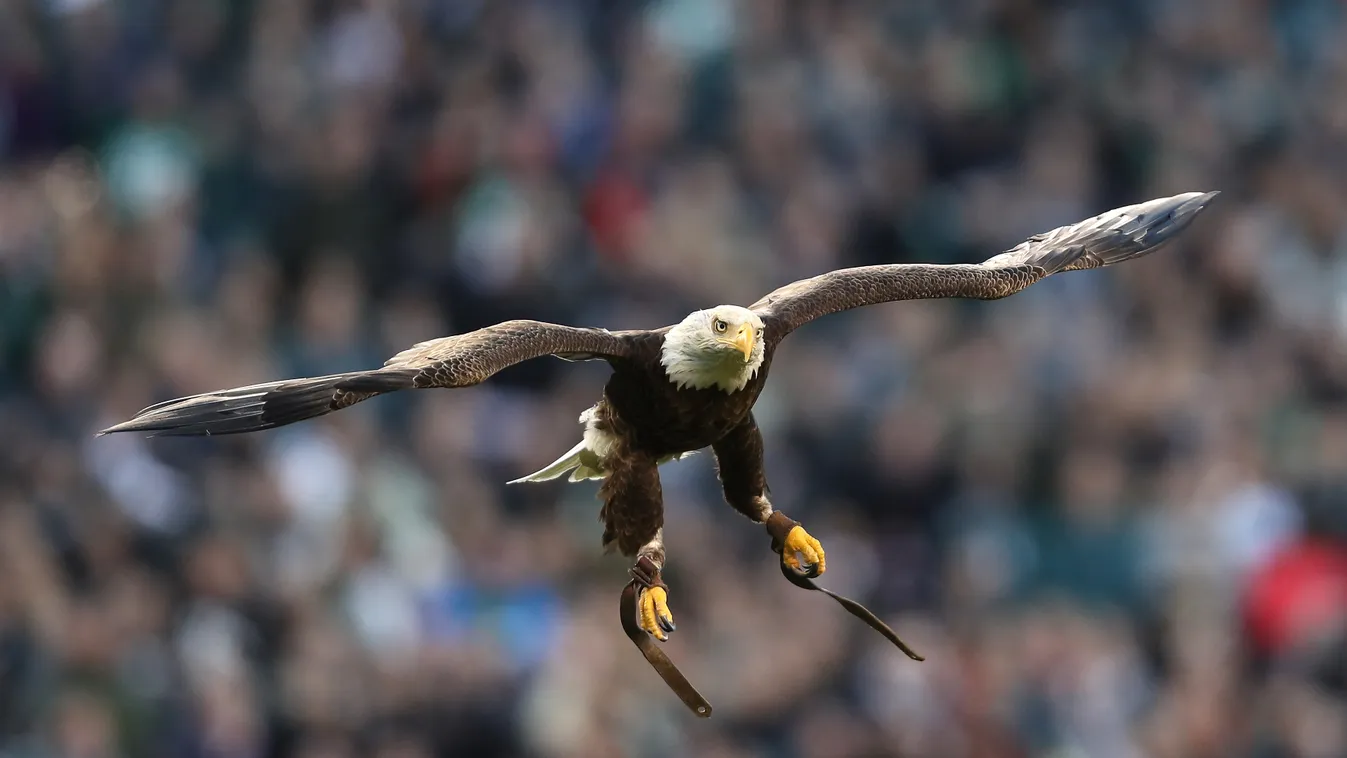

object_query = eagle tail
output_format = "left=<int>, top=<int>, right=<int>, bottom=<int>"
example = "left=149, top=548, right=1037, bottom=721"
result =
left=506, top=444, right=700, bottom=485
left=989, top=191, right=1219, bottom=274
left=97, top=371, right=409, bottom=437
left=507, top=440, right=603, bottom=484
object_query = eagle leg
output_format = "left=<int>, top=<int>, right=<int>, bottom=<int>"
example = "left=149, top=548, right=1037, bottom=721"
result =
left=712, top=415, right=827, bottom=576
left=629, top=555, right=676, bottom=641
left=767, top=512, right=826, bottom=578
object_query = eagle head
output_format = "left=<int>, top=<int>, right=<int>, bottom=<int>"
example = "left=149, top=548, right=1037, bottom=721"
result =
left=661, top=305, right=766, bottom=393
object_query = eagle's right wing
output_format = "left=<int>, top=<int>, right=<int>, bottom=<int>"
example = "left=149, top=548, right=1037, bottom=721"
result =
left=379, top=319, right=638, bottom=387
left=750, top=191, right=1218, bottom=342
left=99, top=320, right=638, bottom=437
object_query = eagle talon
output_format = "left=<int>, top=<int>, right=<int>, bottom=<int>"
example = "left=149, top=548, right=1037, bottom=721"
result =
left=781, top=525, right=826, bottom=578
left=638, top=586, right=675, bottom=642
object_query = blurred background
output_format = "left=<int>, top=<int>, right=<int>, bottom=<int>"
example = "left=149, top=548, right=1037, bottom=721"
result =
left=3, top=0, right=1347, bottom=756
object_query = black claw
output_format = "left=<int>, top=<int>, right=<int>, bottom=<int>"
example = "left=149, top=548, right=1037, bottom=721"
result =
left=794, top=562, right=820, bottom=578
left=658, top=615, right=676, bottom=634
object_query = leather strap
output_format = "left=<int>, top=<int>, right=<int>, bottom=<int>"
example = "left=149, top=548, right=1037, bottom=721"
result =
left=766, top=512, right=924, bottom=662
left=620, top=558, right=713, bottom=718
left=765, top=511, right=800, bottom=554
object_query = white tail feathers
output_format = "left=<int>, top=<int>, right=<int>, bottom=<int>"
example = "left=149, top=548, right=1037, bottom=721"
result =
left=507, top=440, right=602, bottom=484
left=507, top=443, right=700, bottom=485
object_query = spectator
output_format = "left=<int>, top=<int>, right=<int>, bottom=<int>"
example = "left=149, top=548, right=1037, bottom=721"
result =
left=2, top=1, right=1345, bottom=756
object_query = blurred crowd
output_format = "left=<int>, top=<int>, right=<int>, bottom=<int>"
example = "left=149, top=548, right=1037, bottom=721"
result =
left=3, top=0, right=1347, bottom=756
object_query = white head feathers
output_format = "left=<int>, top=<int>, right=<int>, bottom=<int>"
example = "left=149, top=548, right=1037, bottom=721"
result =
left=660, top=306, right=766, bottom=393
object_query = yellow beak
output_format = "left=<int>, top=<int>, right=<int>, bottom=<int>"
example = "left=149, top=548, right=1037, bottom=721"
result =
left=729, top=323, right=756, bottom=361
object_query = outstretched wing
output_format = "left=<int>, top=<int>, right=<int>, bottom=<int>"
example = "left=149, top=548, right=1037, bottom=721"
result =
left=750, top=191, right=1218, bottom=341
left=376, top=320, right=638, bottom=388
left=99, top=320, right=637, bottom=437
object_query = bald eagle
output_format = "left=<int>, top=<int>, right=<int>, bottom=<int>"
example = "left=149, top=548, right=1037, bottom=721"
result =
left=102, top=192, right=1215, bottom=650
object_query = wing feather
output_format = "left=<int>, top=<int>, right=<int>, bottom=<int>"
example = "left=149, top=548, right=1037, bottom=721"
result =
left=376, top=320, right=637, bottom=388
left=751, top=191, right=1217, bottom=340
left=100, top=320, right=637, bottom=437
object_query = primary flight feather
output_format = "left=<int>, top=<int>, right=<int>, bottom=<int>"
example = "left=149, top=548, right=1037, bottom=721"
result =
left=101, top=191, right=1218, bottom=645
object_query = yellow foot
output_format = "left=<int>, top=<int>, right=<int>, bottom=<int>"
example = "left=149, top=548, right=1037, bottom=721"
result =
left=782, top=525, right=826, bottom=578
left=638, top=586, right=676, bottom=641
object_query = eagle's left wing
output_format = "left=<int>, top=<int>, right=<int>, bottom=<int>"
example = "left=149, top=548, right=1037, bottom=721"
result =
left=750, top=191, right=1217, bottom=342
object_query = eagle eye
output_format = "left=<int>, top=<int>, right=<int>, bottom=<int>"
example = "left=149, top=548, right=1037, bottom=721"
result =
left=713, top=319, right=728, bottom=333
